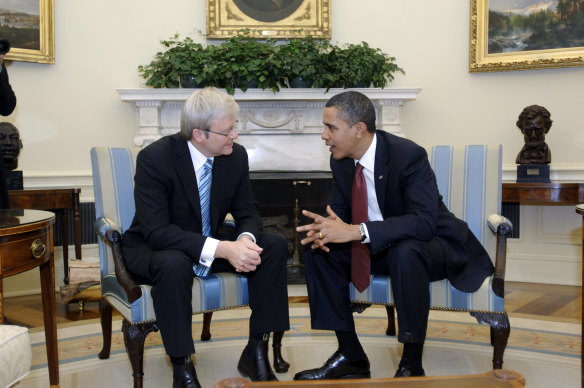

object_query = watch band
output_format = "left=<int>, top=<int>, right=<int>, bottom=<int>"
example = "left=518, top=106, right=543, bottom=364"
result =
left=359, top=223, right=367, bottom=242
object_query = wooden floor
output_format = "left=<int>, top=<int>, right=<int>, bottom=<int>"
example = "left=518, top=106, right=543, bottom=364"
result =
left=2, top=281, right=581, bottom=329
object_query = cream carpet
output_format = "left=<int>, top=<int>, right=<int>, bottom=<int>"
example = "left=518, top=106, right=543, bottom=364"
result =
left=17, top=305, right=580, bottom=388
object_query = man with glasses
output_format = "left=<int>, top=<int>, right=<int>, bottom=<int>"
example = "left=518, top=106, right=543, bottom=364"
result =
left=122, top=87, right=290, bottom=388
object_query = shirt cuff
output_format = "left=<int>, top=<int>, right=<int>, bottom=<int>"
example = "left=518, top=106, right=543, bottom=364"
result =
left=237, top=232, right=256, bottom=243
left=199, top=236, right=219, bottom=267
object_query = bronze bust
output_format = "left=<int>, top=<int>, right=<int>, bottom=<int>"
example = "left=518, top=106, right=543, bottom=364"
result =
left=515, top=105, right=552, bottom=165
left=0, top=122, right=22, bottom=171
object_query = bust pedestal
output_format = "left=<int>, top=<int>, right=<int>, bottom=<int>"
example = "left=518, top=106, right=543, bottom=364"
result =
left=516, top=164, right=550, bottom=183
left=6, top=170, right=22, bottom=190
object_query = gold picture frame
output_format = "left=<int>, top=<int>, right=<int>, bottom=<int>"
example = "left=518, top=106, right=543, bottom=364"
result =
left=2, top=0, right=55, bottom=64
left=469, top=0, right=584, bottom=72
left=206, top=0, right=331, bottom=39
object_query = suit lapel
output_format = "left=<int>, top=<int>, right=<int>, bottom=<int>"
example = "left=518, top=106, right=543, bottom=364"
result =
left=374, top=131, right=391, bottom=215
left=209, top=155, right=228, bottom=233
left=173, top=136, right=202, bottom=221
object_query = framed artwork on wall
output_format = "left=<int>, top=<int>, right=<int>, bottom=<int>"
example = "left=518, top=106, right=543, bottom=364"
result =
left=469, top=0, right=584, bottom=72
left=0, top=0, right=54, bottom=64
left=206, top=0, right=331, bottom=39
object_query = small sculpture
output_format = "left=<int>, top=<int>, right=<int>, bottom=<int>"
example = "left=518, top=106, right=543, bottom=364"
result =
left=515, top=105, right=552, bottom=183
left=515, top=105, right=552, bottom=165
left=0, top=122, right=23, bottom=189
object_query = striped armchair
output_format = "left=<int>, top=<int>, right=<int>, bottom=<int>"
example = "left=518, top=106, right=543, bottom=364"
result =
left=350, top=144, right=513, bottom=369
left=90, top=147, right=288, bottom=388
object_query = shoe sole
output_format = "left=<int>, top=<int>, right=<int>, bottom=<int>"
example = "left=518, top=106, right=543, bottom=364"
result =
left=294, top=372, right=371, bottom=381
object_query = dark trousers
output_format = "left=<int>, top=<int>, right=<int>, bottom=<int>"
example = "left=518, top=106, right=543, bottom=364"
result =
left=122, top=233, right=290, bottom=357
left=304, top=238, right=447, bottom=344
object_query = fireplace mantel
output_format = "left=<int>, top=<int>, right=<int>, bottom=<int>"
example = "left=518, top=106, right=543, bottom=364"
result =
left=117, top=87, right=421, bottom=171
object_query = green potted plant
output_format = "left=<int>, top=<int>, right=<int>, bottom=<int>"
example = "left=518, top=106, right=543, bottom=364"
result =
left=323, top=42, right=405, bottom=89
left=279, top=36, right=329, bottom=88
left=214, top=33, right=284, bottom=94
left=138, top=33, right=405, bottom=93
left=138, top=34, right=209, bottom=88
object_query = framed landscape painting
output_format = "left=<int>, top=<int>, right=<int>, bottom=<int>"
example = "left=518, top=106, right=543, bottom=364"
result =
left=0, top=0, right=54, bottom=63
left=206, top=0, right=331, bottom=39
left=469, top=0, right=584, bottom=72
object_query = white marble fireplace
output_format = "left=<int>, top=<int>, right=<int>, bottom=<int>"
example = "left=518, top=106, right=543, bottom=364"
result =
left=117, top=88, right=421, bottom=171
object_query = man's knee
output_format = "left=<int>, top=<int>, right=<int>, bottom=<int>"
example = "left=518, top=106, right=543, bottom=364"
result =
left=150, top=250, right=193, bottom=278
left=258, top=233, right=289, bottom=263
left=389, top=239, right=430, bottom=273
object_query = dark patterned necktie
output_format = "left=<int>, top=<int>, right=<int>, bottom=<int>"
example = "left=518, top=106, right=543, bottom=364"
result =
left=351, top=163, right=370, bottom=292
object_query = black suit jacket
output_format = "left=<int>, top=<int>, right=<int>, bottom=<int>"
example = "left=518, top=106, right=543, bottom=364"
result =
left=123, top=134, right=262, bottom=262
left=330, top=131, right=494, bottom=292
left=0, top=63, right=16, bottom=116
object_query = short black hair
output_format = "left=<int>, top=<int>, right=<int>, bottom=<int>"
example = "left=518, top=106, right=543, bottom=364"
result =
left=325, top=91, right=376, bottom=133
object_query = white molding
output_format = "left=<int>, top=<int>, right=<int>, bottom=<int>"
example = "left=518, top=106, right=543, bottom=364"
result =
left=21, top=170, right=94, bottom=202
left=25, top=164, right=584, bottom=200
left=503, top=163, right=584, bottom=182
left=117, top=88, right=421, bottom=162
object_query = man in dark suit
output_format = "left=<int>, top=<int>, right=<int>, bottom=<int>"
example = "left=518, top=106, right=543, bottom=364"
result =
left=0, top=52, right=17, bottom=209
left=0, top=53, right=16, bottom=116
left=293, top=91, right=494, bottom=379
left=122, top=87, right=290, bottom=388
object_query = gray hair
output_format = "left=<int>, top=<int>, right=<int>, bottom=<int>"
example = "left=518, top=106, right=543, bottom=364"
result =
left=180, top=87, right=240, bottom=140
left=325, top=91, right=376, bottom=133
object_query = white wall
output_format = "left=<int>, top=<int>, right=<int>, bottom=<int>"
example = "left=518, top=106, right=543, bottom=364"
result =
left=2, top=0, right=582, bottom=295
left=4, top=0, right=583, bottom=177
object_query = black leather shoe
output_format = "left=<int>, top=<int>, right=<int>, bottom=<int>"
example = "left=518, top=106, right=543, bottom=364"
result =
left=172, top=361, right=201, bottom=388
left=237, top=338, right=278, bottom=381
left=394, top=365, right=425, bottom=377
left=293, top=350, right=370, bottom=380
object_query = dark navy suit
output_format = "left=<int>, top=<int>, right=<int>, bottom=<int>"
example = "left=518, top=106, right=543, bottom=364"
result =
left=122, top=134, right=290, bottom=356
left=304, top=130, right=494, bottom=343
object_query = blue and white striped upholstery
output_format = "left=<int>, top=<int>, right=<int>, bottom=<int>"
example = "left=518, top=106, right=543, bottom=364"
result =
left=91, top=147, right=249, bottom=324
left=350, top=144, right=505, bottom=313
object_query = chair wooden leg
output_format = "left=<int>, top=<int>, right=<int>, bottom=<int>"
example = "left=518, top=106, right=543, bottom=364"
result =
left=201, top=312, right=213, bottom=341
left=271, top=331, right=290, bottom=373
left=98, top=298, right=113, bottom=359
left=385, top=305, right=397, bottom=336
left=470, top=311, right=510, bottom=369
left=122, top=319, right=159, bottom=388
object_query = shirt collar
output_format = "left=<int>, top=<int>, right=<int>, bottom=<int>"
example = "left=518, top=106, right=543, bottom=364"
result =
left=356, top=133, right=377, bottom=172
left=187, top=141, right=213, bottom=171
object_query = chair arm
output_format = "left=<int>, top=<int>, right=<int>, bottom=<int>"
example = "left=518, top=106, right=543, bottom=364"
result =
left=94, top=217, right=122, bottom=238
left=487, top=214, right=513, bottom=298
left=94, top=217, right=143, bottom=303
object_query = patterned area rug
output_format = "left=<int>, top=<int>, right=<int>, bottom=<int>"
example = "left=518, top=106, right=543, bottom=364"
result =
left=20, top=305, right=580, bottom=388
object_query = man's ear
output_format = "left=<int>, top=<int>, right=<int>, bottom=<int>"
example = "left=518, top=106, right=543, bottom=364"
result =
left=354, top=122, right=368, bottom=138
left=192, top=128, right=204, bottom=143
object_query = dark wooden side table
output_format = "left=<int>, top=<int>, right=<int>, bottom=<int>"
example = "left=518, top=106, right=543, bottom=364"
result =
left=8, top=188, right=82, bottom=284
left=502, top=182, right=584, bottom=204
left=0, top=209, right=59, bottom=387
left=502, top=182, right=583, bottom=388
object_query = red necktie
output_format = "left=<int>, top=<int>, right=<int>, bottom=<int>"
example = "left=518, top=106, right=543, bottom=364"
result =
left=351, top=163, right=370, bottom=292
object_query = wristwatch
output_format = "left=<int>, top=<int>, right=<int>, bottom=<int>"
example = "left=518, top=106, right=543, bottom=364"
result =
left=359, top=223, right=367, bottom=242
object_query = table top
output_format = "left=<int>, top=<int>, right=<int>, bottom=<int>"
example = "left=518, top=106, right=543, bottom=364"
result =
left=0, top=209, right=55, bottom=229
left=214, top=370, right=525, bottom=388
left=502, top=182, right=584, bottom=203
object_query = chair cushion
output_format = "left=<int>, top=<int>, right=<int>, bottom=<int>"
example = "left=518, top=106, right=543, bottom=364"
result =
left=0, top=325, right=31, bottom=387
left=350, top=275, right=504, bottom=313
left=102, top=272, right=250, bottom=323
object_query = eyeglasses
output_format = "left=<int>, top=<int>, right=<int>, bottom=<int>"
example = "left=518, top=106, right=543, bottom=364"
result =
left=204, top=123, right=238, bottom=137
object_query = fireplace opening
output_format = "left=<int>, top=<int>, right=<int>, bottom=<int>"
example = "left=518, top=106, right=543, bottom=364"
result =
left=250, top=171, right=332, bottom=283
